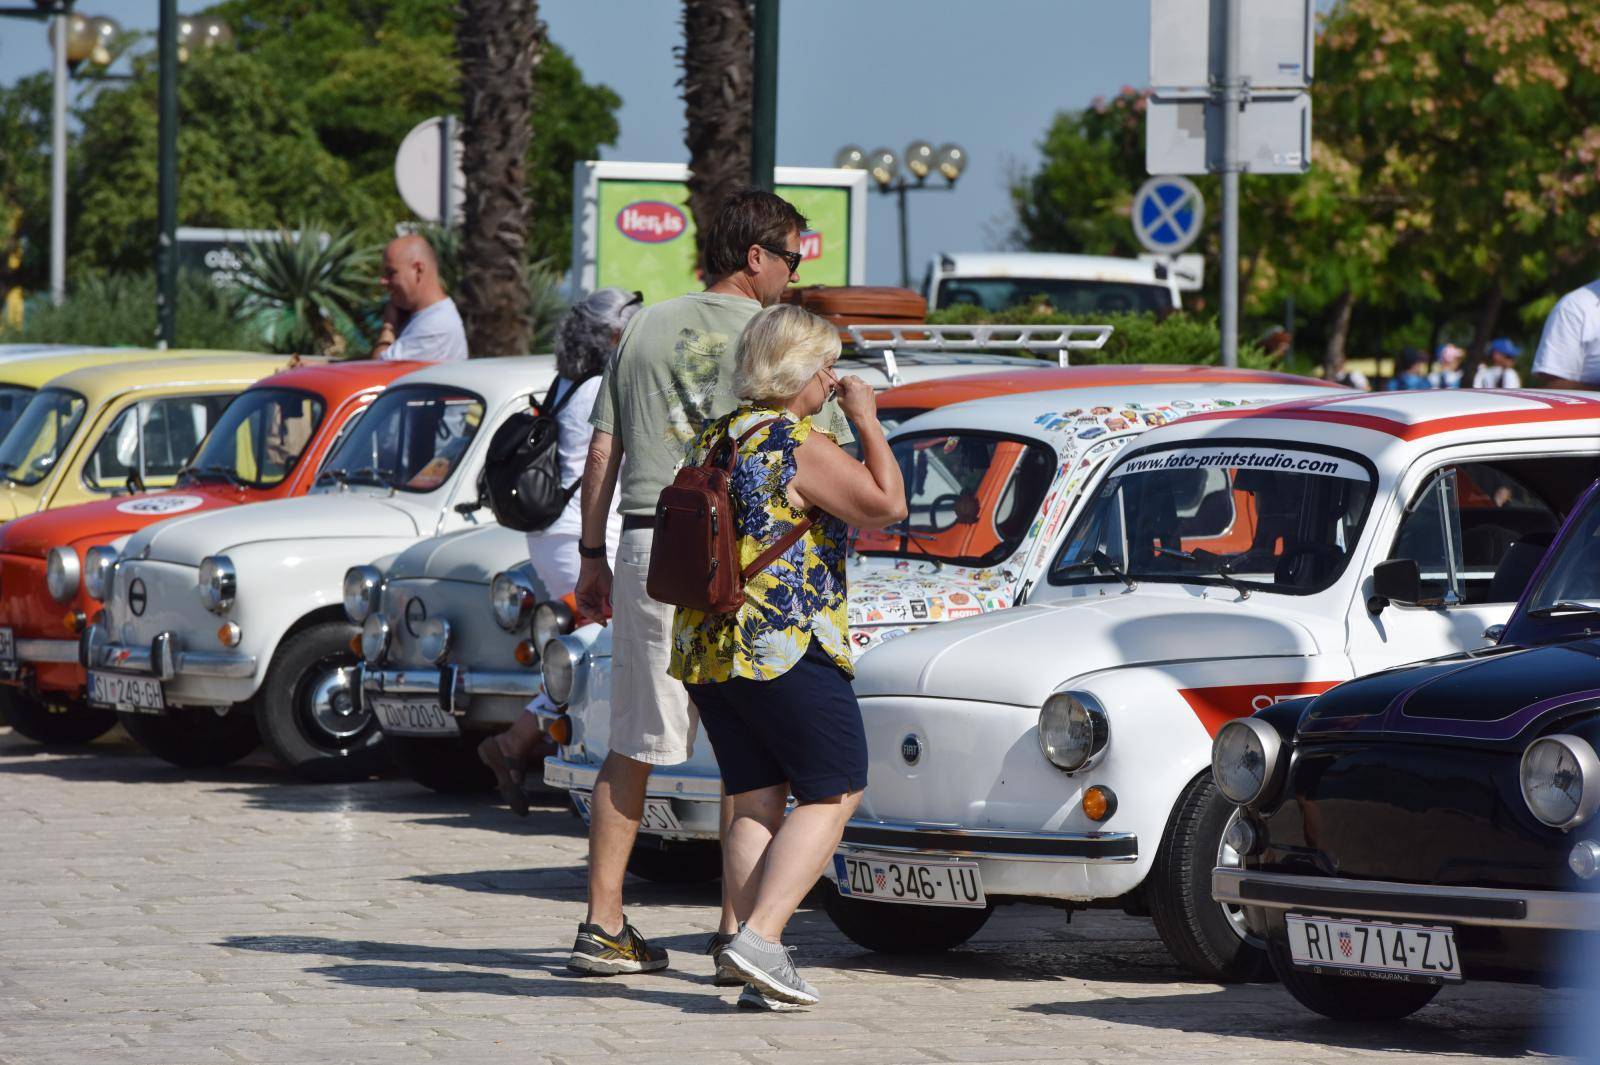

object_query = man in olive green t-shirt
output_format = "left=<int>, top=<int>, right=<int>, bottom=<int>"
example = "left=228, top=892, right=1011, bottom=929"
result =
left=566, top=189, right=845, bottom=977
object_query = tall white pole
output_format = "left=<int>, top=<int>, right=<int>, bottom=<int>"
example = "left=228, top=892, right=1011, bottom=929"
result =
left=1218, top=0, right=1242, bottom=367
left=50, top=10, right=69, bottom=307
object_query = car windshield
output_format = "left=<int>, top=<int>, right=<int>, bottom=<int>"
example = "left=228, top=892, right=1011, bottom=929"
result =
left=317, top=385, right=483, bottom=493
left=183, top=388, right=326, bottom=489
left=935, top=277, right=1171, bottom=315
left=0, top=386, right=35, bottom=442
left=1050, top=443, right=1376, bottom=594
left=0, top=388, right=86, bottom=487
left=855, top=431, right=1059, bottom=568
left=1520, top=492, right=1600, bottom=617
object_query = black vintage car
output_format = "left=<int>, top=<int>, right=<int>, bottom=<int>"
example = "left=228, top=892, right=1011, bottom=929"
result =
left=1209, top=480, right=1600, bottom=1021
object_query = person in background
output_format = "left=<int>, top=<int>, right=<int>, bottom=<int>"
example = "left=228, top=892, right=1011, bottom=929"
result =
left=477, top=288, right=641, bottom=815
left=1385, top=347, right=1433, bottom=390
left=371, top=234, right=467, bottom=361
left=1430, top=343, right=1465, bottom=388
left=669, top=304, right=906, bottom=1009
left=1328, top=352, right=1370, bottom=391
left=1475, top=338, right=1524, bottom=389
left=1532, top=278, right=1600, bottom=388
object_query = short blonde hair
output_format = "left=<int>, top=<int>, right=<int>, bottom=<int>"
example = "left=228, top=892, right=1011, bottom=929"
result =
left=733, top=304, right=842, bottom=403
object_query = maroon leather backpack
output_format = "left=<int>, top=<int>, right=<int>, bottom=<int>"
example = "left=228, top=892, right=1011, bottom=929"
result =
left=647, top=418, right=815, bottom=614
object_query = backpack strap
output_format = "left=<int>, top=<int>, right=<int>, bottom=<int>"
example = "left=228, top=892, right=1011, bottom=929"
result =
left=740, top=508, right=819, bottom=582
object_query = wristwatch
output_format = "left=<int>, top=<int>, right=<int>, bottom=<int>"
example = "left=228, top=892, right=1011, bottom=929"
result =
left=578, top=542, right=607, bottom=560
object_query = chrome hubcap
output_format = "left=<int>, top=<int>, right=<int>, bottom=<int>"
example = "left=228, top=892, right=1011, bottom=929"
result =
left=303, top=665, right=366, bottom=743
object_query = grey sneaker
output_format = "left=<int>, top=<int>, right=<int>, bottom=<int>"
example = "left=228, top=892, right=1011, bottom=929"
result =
left=714, top=925, right=819, bottom=1005
left=737, top=982, right=808, bottom=1012
left=704, top=930, right=742, bottom=987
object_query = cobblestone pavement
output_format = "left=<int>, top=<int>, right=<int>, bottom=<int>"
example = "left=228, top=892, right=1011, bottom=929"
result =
left=0, top=726, right=1581, bottom=1065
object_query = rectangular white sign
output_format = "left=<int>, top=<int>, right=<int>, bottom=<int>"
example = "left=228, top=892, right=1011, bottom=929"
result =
left=1146, top=92, right=1312, bottom=176
left=1150, top=0, right=1316, bottom=91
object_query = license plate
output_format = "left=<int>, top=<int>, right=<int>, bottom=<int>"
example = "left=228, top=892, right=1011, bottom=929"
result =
left=832, top=853, right=987, bottom=909
left=1286, top=913, right=1463, bottom=983
left=570, top=791, right=683, bottom=832
left=0, top=627, right=13, bottom=666
left=373, top=697, right=459, bottom=737
left=87, top=670, right=164, bottom=712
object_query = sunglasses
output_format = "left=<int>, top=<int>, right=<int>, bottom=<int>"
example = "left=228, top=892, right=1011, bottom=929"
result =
left=761, top=244, right=803, bottom=273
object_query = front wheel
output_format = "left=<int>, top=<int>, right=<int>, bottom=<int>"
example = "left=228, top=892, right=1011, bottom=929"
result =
left=0, top=690, right=117, bottom=746
left=1268, top=940, right=1441, bottom=1020
left=254, top=621, right=384, bottom=783
left=118, top=706, right=260, bottom=767
left=823, top=889, right=994, bottom=953
left=389, top=734, right=495, bottom=794
left=1148, top=773, right=1270, bottom=982
left=625, top=839, right=723, bottom=883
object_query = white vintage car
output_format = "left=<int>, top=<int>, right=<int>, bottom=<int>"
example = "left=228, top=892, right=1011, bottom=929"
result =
left=539, top=375, right=1338, bottom=878
left=355, top=330, right=1119, bottom=797
left=79, top=357, right=556, bottom=781
left=828, top=389, right=1600, bottom=982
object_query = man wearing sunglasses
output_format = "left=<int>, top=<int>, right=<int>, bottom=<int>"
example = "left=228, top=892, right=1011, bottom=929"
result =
left=568, top=188, right=853, bottom=978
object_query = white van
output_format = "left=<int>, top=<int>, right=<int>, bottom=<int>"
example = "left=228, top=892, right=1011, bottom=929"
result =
left=925, top=252, right=1181, bottom=316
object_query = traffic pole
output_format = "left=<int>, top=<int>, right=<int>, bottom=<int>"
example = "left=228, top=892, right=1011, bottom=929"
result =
left=49, top=4, right=67, bottom=307
left=1218, top=0, right=1241, bottom=367
left=750, top=0, right=778, bottom=192
left=156, top=0, right=178, bottom=349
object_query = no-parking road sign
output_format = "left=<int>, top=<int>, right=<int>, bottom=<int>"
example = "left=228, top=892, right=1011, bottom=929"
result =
left=1132, top=176, right=1204, bottom=255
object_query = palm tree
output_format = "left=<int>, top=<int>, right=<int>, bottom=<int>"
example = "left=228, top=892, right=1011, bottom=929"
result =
left=678, top=0, right=754, bottom=275
left=236, top=224, right=376, bottom=357
left=457, top=0, right=544, bottom=357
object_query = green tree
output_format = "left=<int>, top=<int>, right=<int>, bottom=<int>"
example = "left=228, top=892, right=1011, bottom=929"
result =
left=0, top=74, right=54, bottom=295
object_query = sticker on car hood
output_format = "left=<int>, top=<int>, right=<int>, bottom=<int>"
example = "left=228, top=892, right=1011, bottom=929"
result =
left=1113, top=446, right=1366, bottom=480
left=116, top=494, right=207, bottom=516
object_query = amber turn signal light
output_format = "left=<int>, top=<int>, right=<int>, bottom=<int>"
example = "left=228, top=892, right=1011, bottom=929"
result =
left=514, top=640, right=537, bottom=667
left=348, top=634, right=362, bottom=656
left=1082, top=785, right=1117, bottom=822
left=62, top=610, right=85, bottom=634
left=544, top=715, right=571, bottom=745
left=217, top=622, right=242, bottom=648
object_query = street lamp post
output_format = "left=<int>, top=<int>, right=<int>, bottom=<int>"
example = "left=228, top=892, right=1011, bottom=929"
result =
left=834, top=141, right=966, bottom=290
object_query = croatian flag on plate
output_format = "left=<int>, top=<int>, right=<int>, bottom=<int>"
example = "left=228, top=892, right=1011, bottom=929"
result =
left=1338, top=931, right=1354, bottom=958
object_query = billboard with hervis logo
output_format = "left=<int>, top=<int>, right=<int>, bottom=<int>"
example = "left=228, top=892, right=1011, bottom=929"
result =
left=572, top=161, right=868, bottom=306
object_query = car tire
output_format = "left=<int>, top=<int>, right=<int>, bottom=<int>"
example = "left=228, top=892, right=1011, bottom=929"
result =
left=822, top=889, right=994, bottom=953
left=0, top=689, right=116, bottom=746
left=1149, top=772, right=1271, bottom=983
left=389, top=734, right=495, bottom=794
left=624, top=839, right=723, bottom=883
left=118, top=707, right=260, bottom=767
left=1268, top=939, right=1441, bottom=1020
left=253, top=622, right=384, bottom=783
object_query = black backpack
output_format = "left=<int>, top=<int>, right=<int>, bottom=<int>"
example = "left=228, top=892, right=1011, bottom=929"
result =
left=481, top=376, right=590, bottom=533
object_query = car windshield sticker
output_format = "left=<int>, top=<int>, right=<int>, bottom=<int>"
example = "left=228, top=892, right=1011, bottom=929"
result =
left=115, top=494, right=207, bottom=516
left=1112, top=446, right=1365, bottom=481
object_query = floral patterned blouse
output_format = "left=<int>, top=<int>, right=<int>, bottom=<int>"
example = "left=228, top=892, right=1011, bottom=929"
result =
left=668, top=406, right=852, bottom=684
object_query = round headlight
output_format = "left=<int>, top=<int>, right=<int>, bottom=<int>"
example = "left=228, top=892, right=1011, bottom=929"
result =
left=542, top=634, right=583, bottom=705
left=342, top=565, right=382, bottom=624
left=532, top=599, right=575, bottom=653
left=198, top=555, right=236, bottom=613
left=360, top=613, right=390, bottom=664
left=83, top=545, right=118, bottom=601
left=416, top=616, right=452, bottom=665
left=1037, top=691, right=1109, bottom=772
left=490, top=570, right=536, bottom=632
left=45, top=546, right=81, bottom=603
left=1212, top=718, right=1283, bottom=806
left=1521, top=734, right=1600, bottom=829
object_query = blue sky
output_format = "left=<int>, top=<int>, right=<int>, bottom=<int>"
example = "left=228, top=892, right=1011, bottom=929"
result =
left=0, top=0, right=1151, bottom=286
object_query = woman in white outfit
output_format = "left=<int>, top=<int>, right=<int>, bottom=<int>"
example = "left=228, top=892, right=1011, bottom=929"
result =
left=479, top=288, right=638, bottom=813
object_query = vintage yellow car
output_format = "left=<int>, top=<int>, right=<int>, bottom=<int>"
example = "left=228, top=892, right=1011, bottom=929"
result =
left=0, top=352, right=290, bottom=521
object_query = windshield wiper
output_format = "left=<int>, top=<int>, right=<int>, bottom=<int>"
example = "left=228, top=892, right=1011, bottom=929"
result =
left=1527, top=600, right=1600, bottom=619
left=344, top=466, right=396, bottom=488
left=879, top=521, right=944, bottom=571
left=1154, top=546, right=1251, bottom=599
left=1060, top=549, right=1136, bottom=591
left=179, top=463, right=244, bottom=488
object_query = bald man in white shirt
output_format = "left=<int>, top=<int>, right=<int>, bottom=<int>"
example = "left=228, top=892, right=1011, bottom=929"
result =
left=372, top=234, right=467, bottom=362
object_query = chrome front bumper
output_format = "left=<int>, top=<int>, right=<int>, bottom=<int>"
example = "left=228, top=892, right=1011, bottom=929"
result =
left=82, top=624, right=256, bottom=680
left=1213, top=868, right=1600, bottom=932
left=544, top=756, right=722, bottom=837
left=362, top=665, right=543, bottom=700
left=16, top=637, right=77, bottom=665
left=839, top=818, right=1138, bottom=864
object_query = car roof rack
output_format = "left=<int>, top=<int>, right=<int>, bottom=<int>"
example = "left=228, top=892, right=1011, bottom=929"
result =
left=844, top=324, right=1114, bottom=386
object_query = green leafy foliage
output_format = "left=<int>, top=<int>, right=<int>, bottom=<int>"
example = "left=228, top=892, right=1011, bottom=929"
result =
left=0, top=271, right=263, bottom=350
left=235, top=225, right=378, bottom=356
left=928, top=304, right=1274, bottom=370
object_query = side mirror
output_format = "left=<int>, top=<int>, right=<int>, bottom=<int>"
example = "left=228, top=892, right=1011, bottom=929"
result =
left=1483, top=623, right=1506, bottom=644
left=1368, top=558, right=1422, bottom=614
left=453, top=499, right=483, bottom=516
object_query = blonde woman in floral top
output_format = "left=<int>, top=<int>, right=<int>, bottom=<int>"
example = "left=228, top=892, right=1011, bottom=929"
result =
left=669, top=303, right=906, bottom=1010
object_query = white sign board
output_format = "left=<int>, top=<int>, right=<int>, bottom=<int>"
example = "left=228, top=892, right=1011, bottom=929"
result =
left=395, top=116, right=464, bottom=224
left=1150, top=0, right=1315, bottom=91
left=1132, top=176, right=1205, bottom=254
left=1139, top=252, right=1206, bottom=292
left=1146, top=92, right=1311, bottom=176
